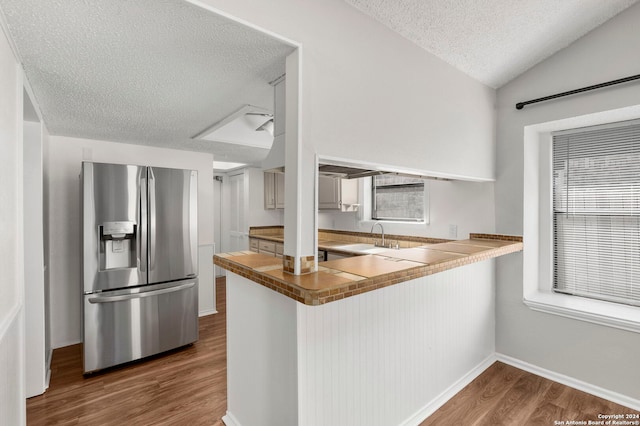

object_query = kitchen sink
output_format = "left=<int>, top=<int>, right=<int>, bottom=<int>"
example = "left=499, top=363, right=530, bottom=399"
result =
left=335, top=243, right=390, bottom=254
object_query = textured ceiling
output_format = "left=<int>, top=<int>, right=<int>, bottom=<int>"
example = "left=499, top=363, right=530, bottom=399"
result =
left=344, top=0, right=639, bottom=88
left=3, top=1, right=639, bottom=165
left=0, top=0, right=295, bottom=164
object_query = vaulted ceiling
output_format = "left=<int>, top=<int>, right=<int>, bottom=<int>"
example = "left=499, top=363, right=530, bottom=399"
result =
left=344, top=0, right=639, bottom=88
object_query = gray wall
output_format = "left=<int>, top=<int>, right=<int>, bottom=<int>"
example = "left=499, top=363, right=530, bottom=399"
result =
left=495, top=3, right=640, bottom=399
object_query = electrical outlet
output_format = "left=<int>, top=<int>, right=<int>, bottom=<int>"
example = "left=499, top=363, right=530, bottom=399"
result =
left=448, top=224, right=458, bottom=238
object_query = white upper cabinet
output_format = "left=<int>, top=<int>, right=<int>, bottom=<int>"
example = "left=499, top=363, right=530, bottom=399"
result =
left=318, top=177, right=358, bottom=210
left=264, top=171, right=285, bottom=210
left=264, top=171, right=276, bottom=209
left=318, top=176, right=340, bottom=210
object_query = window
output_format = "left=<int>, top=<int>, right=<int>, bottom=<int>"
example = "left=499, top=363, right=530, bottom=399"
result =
left=371, top=175, right=425, bottom=222
left=552, top=120, right=640, bottom=307
left=522, top=106, right=640, bottom=333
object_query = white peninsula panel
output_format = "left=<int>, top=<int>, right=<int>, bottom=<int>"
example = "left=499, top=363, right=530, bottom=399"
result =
left=224, top=260, right=495, bottom=426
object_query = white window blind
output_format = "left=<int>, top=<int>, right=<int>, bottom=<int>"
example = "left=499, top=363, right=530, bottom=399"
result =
left=553, top=120, right=640, bottom=306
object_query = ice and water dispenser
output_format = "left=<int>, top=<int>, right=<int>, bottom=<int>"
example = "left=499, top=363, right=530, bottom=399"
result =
left=99, top=221, right=137, bottom=270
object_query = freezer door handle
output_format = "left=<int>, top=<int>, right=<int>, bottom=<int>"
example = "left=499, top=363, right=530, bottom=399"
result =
left=88, top=282, right=195, bottom=304
left=139, top=174, right=148, bottom=273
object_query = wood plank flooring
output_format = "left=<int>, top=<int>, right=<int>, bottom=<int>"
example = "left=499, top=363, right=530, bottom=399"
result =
left=421, top=362, right=638, bottom=426
left=28, top=277, right=638, bottom=425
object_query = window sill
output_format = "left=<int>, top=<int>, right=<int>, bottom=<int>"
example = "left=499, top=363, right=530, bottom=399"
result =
left=524, top=290, right=640, bottom=334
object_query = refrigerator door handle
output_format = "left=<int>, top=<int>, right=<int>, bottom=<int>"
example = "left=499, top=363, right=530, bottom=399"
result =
left=148, top=167, right=156, bottom=273
left=88, top=282, right=195, bottom=304
left=139, top=174, right=147, bottom=274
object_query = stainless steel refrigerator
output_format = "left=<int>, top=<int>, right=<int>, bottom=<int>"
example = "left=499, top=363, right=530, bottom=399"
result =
left=82, top=162, right=198, bottom=373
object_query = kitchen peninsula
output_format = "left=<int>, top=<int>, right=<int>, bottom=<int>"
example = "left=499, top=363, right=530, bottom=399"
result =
left=214, top=228, right=522, bottom=426
left=216, top=226, right=522, bottom=305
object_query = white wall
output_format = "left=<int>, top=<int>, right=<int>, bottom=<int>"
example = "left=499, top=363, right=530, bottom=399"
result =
left=48, top=135, right=215, bottom=348
left=0, top=20, right=26, bottom=425
left=23, top=119, right=48, bottom=397
left=495, top=3, right=640, bottom=399
left=42, top=122, right=51, bottom=369
left=318, top=179, right=496, bottom=240
left=246, top=168, right=284, bottom=227
left=213, top=175, right=223, bottom=276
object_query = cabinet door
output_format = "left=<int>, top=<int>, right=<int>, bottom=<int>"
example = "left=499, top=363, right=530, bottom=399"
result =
left=341, top=179, right=358, bottom=205
left=318, top=176, right=341, bottom=209
left=264, top=172, right=275, bottom=209
left=229, top=172, right=248, bottom=251
left=338, top=179, right=359, bottom=211
left=275, top=172, right=285, bottom=209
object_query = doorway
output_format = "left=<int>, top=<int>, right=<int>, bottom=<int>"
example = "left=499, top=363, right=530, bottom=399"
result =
left=227, top=171, right=248, bottom=252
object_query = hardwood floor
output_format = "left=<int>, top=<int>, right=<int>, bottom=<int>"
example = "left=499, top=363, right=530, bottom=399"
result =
left=27, top=277, right=228, bottom=426
left=421, top=362, right=638, bottom=426
left=28, top=277, right=638, bottom=425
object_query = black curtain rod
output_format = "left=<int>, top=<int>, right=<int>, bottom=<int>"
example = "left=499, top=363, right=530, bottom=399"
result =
left=515, top=73, right=640, bottom=110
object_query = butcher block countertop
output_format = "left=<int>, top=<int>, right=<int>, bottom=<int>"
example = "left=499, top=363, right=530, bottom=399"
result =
left=214, top=233, right=522, bottom=306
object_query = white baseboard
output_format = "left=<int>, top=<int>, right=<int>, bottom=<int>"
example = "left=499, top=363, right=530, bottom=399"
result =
left=402, top=352, right=640, bottom=425
left=45, top=369, right=51, bottom=391
left=401, top=354, right=498, bottom=426
left=198, top=309, right=218, bottom=317
left=496, top=353, right=640, bottom=411
left=222, top=411, right=241, bottom=426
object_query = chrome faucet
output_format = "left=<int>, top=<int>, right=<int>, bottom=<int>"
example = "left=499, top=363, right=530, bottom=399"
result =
left=370, top=222, right=385, bottom=247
